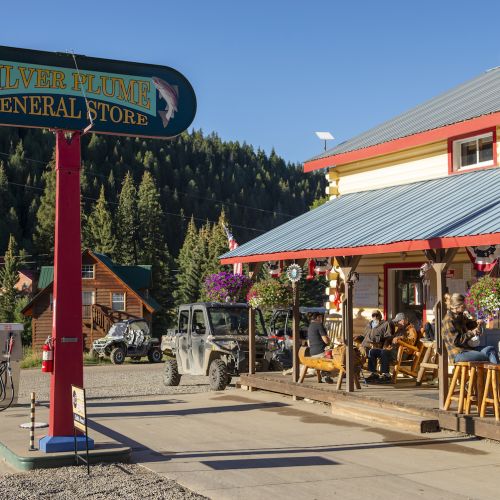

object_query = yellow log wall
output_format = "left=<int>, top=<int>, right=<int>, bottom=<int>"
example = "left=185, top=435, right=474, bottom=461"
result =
left=325, top=249, right=474, bottom=336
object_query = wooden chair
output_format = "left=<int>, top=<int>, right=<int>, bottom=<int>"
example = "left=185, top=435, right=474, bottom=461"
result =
left=416, top=340, right=438, bottom=385
left=391, top=328, right=425, bottom=383
left=444, top=361, right=486, bottom=414
left=480, top=364, right=500, bottom=420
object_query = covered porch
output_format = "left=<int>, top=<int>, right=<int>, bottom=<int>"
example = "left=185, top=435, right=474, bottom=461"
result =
left=221, top=168, right=500, bottom=432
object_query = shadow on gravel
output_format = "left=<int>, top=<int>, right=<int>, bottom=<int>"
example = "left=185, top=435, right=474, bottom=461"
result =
left=89, top=401, right=289, bottom=419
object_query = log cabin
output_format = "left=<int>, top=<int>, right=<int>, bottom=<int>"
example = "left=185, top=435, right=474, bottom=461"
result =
left=22, top=249, right=160, bottom=350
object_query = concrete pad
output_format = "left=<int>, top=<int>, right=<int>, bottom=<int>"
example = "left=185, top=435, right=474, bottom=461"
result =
left=82, top=389, right=500, bottom=500
left=0, top=403, right=130, bottom=470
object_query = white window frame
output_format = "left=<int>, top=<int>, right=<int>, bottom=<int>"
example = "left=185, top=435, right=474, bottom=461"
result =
left=82, top=290, right=96, bottom=305
left=452, top=132, right=494, bottom=171
left=111, top=292, right=126, bottom=311
left=82, top=265, right=95, bottom=279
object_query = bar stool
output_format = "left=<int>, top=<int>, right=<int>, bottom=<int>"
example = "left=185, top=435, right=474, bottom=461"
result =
left=480, top=364, right=500, bottom=420
left=444, top=362, right=487, bottom=414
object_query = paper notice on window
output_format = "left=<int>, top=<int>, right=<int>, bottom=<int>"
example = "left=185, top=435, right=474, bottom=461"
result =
left=447, top=278, right=468, bottom=295
left=463, top=263, right=472, bottom=281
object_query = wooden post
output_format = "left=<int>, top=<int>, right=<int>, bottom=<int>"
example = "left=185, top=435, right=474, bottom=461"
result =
left=338, top=255, right=361, bottom=392
left=425, top=248, right=458, bottom=409
left=248, top=306, right=256, bottom=375
left=292, top=282, right=300, bottom=383
left=247, top=263, right=260, bottom=378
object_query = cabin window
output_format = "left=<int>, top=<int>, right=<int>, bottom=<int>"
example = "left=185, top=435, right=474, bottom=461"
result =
left=451, top=131, right=495, bottom=171
left=111, top=292, right=126, bottom=311
left=82, top=265, right=95, bottom=279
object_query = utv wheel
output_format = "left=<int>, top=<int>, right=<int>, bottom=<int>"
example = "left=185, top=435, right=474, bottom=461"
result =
left=163, top=359, right=181, bottom=386
left=110, top=347, right=126, bottom=365
left=209, top=359, right=228, bottom=391
left=148, top=348, right=163, bottom=363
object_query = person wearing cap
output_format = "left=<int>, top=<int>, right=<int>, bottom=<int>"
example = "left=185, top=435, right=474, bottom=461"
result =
left=362, top=311, right=393, bottom=383
left=364, top=312, right=415, bottom=383
left=442, top=293, right=499, bottom=364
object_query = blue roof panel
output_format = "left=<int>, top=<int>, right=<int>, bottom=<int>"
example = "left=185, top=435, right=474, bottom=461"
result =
left=307, top=68, right=500, bottom=163
left=221, top=169, right=500, bottom=259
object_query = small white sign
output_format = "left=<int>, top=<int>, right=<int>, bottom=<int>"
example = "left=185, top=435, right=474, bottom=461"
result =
left=353, top=274, right=379, bottom=307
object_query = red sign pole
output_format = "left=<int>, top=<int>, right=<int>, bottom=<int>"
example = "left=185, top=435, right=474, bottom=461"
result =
left=40, top=130, right=92, bottom=452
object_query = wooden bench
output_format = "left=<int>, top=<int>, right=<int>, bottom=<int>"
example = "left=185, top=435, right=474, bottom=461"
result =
left=298, top=346, right=361, bottom=390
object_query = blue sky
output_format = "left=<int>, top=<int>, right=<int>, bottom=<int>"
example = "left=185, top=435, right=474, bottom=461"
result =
left=3, top=0, right=500, bottom=164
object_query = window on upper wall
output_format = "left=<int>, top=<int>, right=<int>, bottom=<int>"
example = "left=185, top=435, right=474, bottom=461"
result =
left=450, top=130, right=496, bottom=172
left=111, top=292, right=126, bottom=311
left=82, top=265, right=95, bottom=279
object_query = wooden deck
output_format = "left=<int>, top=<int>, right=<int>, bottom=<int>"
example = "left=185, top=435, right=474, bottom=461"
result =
left=240, top=371, right=500, bottom=441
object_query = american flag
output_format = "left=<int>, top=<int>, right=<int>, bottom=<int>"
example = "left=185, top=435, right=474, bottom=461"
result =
left=223, top=225, right=243, bottom=275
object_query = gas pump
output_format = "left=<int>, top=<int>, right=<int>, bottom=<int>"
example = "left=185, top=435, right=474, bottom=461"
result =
left=0, top=323, right=23, bottom=411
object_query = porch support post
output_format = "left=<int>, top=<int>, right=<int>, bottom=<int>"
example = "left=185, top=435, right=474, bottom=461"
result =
left=248, top=263, right=260, bottom=376
left=292, top=281, right=300, bottom=382
left=248, top=307, right=256, bottom=375
left=337, top=255, right=362, bottom=392
left=425, top=248, right=458, bottom=409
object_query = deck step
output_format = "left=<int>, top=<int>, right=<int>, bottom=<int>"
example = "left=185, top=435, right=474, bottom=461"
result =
left=331, top=399, right=440, bottom=433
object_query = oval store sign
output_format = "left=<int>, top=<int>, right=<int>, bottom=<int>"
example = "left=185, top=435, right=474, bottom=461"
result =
left=0, top=45, right=196, bottom=138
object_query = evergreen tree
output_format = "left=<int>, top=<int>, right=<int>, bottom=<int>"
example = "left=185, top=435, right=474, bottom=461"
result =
left=33, top=164, right=56, bottom=258
left=0, top=235, right=19, bottom=322
left=0, top=163, right=12, bottom=251
left=85, top=185, right=116, bottom=255
left=174, top=217, right=202, bottom=305
left=203, top=210, right=232, bottom=278
left=114, top=171, right=138, bottom=265
left=137, top=171, right=174, bottom=329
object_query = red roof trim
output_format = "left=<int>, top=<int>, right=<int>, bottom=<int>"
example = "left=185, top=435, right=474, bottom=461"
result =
left=220, top=233, right=500, bottom=264
left=304, top=112, right=500, bottom=172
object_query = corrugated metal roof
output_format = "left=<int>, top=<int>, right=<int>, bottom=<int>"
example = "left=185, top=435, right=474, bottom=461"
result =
left=38, top=266, right=54, bottom=290
left=221, top=168, right=500, bottom=259
left=308, top=68, right=500, bottom=163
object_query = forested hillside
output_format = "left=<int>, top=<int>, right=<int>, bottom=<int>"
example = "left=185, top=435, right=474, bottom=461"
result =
left=0, top=127, right=325, bottom=258
left=0, top=127, right=326, bottom=330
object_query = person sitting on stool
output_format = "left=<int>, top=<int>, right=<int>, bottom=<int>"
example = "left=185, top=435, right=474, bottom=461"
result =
left=307, top=313, right=333, bottom=383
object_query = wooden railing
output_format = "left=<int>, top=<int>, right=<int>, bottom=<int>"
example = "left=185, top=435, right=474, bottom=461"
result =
left=91, top=304, right=114, bottom=335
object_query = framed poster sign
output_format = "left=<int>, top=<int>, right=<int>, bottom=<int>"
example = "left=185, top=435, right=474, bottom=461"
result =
left=353, top=274, right=379, bottom=307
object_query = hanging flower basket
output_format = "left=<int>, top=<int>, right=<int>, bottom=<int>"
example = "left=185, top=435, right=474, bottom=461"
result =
left=465, top=276, right=500, bottom=320
left=247, top=279, right=292, bottom=310
left=204, top=272, right=252, bottom=303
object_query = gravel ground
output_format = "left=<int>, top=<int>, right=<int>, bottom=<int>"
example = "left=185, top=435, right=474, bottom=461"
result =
left=10, top=363, right=227, bottom=498
left=18, top=363, right=232, bottom=403
left=0, top=463, right=207, bottom=500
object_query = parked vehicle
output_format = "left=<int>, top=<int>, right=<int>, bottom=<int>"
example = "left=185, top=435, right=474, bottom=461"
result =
left=91, top=319, right=163, bottom=364
left=267, top=307, right=328, bottom=369
left=161, top=303, right=270, bottom=390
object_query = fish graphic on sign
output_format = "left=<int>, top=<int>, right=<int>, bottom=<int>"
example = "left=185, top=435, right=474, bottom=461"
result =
left=152, top=77, right=179, bottom=128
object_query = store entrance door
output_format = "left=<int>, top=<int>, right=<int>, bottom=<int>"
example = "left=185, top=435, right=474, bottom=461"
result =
left=386, top=266, right=425, bottom=329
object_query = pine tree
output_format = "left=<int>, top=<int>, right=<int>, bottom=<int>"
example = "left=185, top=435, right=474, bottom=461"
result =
left=137, top=171, right=174, bottom=329
left=85, top=185, right=116, bottom=255
left=0, top=235, right=20, bottom=322
left=33, top=164, right=56, bottom=258
left=206, top=210, right=232, bottom=277
left=114, top=171, right=138, bottom=265
left=174, top=217, right=202, bottom=305
left=0, top=162, right=12, bottom=251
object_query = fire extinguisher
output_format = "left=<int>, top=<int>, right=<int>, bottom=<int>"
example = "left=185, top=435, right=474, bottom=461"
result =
left=41, top=337, right=53, bottom=373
